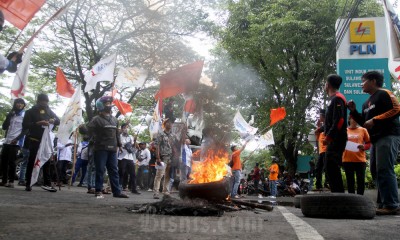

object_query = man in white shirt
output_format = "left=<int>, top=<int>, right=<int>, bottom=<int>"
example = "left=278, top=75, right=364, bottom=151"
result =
left=180, top=138, right=192, bottom=181
left=57, top=139, right=73, bottom=186
left=118, top=123, right=140, bottom=194
left=136, top=142, right=151, bottom=190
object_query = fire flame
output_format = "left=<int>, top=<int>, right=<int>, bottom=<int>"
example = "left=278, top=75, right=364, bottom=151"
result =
left=189, top=148, right=229, bottom=184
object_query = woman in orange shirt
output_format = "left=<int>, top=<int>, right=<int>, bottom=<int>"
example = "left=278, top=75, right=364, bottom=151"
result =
left=342, top=116, right=370, bottom=195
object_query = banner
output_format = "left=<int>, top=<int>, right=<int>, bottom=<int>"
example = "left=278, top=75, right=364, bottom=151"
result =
left=233, top=111, right=258, bottom=141
left=11, top=42, right=34, bottom=99
left=84, top=54, right=116, bottom=92
left=30, top=125, right=54, bottom=186
left=258, top=129, right=275, bottom=148
left=149, top=100, right=162, bottom=139
left=115, top=67, right=147, bottom=88
left=57, top=87, right=83, bottom=145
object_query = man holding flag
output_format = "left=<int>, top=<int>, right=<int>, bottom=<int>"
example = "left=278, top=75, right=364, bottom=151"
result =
left=0, top=10, right=23, bottom=74
left=23, top=94, right=60, bottom=191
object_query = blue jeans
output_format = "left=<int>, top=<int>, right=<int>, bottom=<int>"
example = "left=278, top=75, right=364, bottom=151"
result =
left=72, top=158, right=89, bottom=185
left=94, top=150, right=121, bottom=195
left=372, top=135, right=400, bottom=209
left=231, top=170, right=241, bottom=197
left=18, top=148, right=29, bottom=182
left=269, top=180, right=277, bottom=197
left=309, top=178, right=314, bottom=191
left=86, top=158, right=96, bottom=190
left=180, top=163, right=191, bottom=181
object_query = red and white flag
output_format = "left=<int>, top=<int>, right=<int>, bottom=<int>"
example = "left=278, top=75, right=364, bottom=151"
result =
left=149, top=100, right=162, bottom=139
left=30, top=125, right=54, bottom=186
left=11, top=42, right=34, bottom=99
left=84, top=54, right=116, bottom=92
left=383, top=0, right=400, bottom=80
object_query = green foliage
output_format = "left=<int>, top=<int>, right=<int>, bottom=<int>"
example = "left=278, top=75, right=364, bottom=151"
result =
left=243, top=149, right=273, bottom=171
left=209, top=0, right=383, bottom=176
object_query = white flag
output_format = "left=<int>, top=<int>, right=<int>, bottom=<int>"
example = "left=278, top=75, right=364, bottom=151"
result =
left=233, top=111, right=258, bottom=141
left=31, top=125, right=54, bottom=186
left=260, top=129, right=275, bottom=146
left=149, top=100, right=162, bottom=139
left=115, top=67, right=147, bottom=88
left=57, top=87, right=83, bottom=145
left=84, top=54, right=116, bottom=92
left=10, top=42, right=34, bottom=99
left=384, top=0, right=400, bottom=80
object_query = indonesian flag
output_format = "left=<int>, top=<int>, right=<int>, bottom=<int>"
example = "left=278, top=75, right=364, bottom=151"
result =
left=383, top=0, right=400, bottom=80
left=149, top=100, right=162, bottom=139
left=113, top=99, right=132, bottom=115
left=115, top=67, right=148, bottom=88
left=10, top=42, right=34, bottom=99
left=270, top=107, right=286, bottom=126
left=233, top=110, right=258, bottom=141
left=30, top=125, right=54, bottom=186
left=57, top=87, right=83, bottom=145
left=56, top=67, right=75, bottom=98
left=84, top=54, right=116, bottom=92
left=155, top=61, right=203, bottom=100
left=0, top=0, right=46, bottom=30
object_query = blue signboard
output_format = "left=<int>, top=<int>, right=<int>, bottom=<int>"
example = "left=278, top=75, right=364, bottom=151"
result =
left=337, top=58, right=391, bottom=112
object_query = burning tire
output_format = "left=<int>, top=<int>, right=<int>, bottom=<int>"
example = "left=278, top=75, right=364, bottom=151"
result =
left=300, top=193, right=375, bottom=219
left=179, top=177, right=232, bottom=202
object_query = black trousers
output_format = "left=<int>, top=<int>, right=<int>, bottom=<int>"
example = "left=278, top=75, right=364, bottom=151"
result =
left=325, top=142, right=345, bottom=193
left=148, top=166, right=156, bottom=190
left=118, top=159, right=136, bottom=192
left=25, top=140, right=51, bottom=187
left=1, top=144, right=19, bottom=183
left=315, top=152, right=330, bottom=189
left=57, top=160, right=69, bottom=184
left=343, top=162, right=366, bottom=195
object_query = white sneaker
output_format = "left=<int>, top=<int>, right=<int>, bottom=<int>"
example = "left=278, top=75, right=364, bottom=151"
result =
left=147, top=189, right=153, bottom=192
left=270, top=196, right=276, bottom=198
left=258, top=194, right=263, bottom=199
left=41, top=185, right=57, bottom=192
left=234, top=195, right=240, bottom=199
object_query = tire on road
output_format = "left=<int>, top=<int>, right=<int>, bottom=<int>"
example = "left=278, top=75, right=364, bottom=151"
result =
left=179, top=177, right=232, bottom=201
left=294, top=195, right=302, bottom=208
left=300, top=193, right=375, bottom=219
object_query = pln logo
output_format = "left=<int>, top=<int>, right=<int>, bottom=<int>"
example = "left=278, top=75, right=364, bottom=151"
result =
left=349, top=21, right=376, bottom=55
left=350, top=21, right=375, bottom=43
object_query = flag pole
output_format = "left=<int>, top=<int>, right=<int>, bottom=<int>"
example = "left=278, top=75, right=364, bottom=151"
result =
left=18, top=0, right=76, bottom=53
left=68, top=128, right=79, bottom=189
left=6, top=29, right=24, bottom=56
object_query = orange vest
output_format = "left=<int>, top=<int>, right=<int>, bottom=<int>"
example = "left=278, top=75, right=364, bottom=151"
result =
left=342, top=127, right=370, bottom=163
left=269, top=163, right=279, bottom=180
left=231, top=150, right=242, bottom=170
left=318, top=132, right=327, bottom=154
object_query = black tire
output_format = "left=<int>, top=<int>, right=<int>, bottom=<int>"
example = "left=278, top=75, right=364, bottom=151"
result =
left=179, top=177, right=232, bottom=201
left=294, top=195, right=302, bottom=208
left=300, top=193, right=375, bottom=219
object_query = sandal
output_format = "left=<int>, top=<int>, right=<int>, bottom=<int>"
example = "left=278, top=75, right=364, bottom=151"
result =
left=102, top=189, right=111, bottom=194
left=87, top=189, right=95, bottom=194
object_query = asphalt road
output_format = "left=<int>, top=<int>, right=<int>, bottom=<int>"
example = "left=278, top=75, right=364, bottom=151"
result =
left=0, top=186, right=399, bottom=240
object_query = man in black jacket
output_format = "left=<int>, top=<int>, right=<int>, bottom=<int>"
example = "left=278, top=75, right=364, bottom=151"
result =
left=87, top=96, right=128, bottom=199
left=23, top=94, right=60, bottom=191
left=323, top=74, right=347, bottom=193
left=348, top=71, right=400, bottom=215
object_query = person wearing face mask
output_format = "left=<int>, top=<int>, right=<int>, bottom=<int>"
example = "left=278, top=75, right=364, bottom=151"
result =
left=0, top=10, right=23, bottom=74
left=0, top=98, right=26, bottom=188
left=87, top=96, right=128, bottom=199
left=22, top=94, right=60, bottom=192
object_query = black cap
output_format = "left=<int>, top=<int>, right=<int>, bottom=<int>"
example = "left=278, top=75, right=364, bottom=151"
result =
left=319, top=108, right=326, bottom=115
left=37, top=93, right=49, bottom=102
